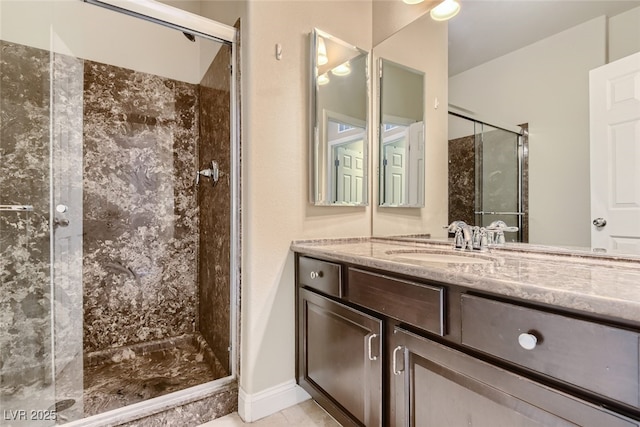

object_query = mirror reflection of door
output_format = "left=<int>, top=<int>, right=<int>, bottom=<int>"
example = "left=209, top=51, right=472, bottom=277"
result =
left=379, top=58, right=425, bottom=207
left=382, top=124, right=408, bottom=205
left=381, top=121, right=425, bottom=206
left=327, top=116, right=366, bottom=204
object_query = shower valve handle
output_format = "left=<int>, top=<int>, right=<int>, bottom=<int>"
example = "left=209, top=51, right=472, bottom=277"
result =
left=196, top=161, right=220, bottom=187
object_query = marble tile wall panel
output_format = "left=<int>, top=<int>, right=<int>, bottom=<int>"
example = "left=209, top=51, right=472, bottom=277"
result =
left=0, top=40, right=53, bottom=394
left=198, top=44, right=232, bottom=374
left=82, top=60, right=200, bottom=352
left=448, top=134, right=476, bottom=226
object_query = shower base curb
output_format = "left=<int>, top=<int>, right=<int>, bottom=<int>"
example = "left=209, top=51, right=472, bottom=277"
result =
left=62, top=377, right=237, bottom=427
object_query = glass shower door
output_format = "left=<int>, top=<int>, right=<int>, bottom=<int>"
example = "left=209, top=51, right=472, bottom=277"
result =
left=474, top=123, right=524, bottom=242
left=1, top=1, right=84, bottom=424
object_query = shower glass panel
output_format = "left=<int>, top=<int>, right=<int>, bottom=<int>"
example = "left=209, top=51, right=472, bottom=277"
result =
left=1, top=1, right=234, bottom=424
left=474, top=123, right=523, bottom=242
left=448, top=112, right=526, bottom=243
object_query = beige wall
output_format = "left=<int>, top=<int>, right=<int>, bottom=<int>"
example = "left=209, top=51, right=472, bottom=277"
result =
left=372, top=13, right=449, bottom=238
left=241, top=0, right=372, bottom=395
left=372, top=0, right=438, bottom=45
left=449, top=17, right=607, bottom=247
left=609, top=5, right=640, bottom=62
left=381, top=61, right=424, bottom=122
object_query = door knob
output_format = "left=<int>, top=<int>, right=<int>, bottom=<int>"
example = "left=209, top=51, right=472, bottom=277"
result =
left=592, top=217, right=607, bottom=228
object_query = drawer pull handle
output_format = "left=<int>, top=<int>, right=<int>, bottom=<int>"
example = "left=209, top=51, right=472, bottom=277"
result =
left=309, top=271, right=323, bottom=279
left=368, top=334, right=378, bottom=361
left=392, top=345, right=404, bottom=375
left=518, top=333, right=538, bottom=350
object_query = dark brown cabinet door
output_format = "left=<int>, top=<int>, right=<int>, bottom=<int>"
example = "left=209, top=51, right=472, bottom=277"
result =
left=390, top=327, right=639, bottom=427
left=298, top=288, right=383, bottom=427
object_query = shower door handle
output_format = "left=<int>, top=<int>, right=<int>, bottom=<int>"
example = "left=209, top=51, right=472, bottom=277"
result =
left=54, top=218, right=70, bottom=228
left=0, top=204, right=34, bottom=212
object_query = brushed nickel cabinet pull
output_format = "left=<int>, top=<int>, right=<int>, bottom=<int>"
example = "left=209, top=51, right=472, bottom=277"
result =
left=392, top=345, right=404, bottom=375
left=368, top=334, right=379, bottom=361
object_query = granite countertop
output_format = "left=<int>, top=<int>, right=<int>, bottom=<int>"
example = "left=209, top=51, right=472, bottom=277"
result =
left=291, top=237, right=640, bottom=326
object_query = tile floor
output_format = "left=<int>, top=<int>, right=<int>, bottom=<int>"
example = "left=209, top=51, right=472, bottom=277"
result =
left=198, top=400, right=341, bottom=426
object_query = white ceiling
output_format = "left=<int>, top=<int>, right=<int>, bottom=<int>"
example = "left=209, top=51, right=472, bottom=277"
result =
left=448, top=0, right=640, bottom=76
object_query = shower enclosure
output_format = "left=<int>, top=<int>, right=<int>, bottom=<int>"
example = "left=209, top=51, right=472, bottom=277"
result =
left=0, top=1, right=239, bottom=425
left=448, top=110, right=528, bottom=243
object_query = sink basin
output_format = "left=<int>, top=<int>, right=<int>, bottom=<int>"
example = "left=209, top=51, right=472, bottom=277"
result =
left=385, top=249, right=494, bottom=264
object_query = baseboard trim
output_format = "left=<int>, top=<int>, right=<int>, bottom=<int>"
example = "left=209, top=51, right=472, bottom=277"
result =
left=238, top=379, right=311, bottom=422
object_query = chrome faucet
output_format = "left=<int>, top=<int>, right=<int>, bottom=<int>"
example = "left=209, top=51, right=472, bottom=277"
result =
left=445, top=221, right=473, bottom=250
left=446, top=220, right=518, bottom=251
left=485, top=220, right=519, bottom=247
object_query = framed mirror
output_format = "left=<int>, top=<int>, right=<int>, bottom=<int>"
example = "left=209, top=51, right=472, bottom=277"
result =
left=378, top=58, right=425, bottom=207
left=310, top=28, right=369, bottom=206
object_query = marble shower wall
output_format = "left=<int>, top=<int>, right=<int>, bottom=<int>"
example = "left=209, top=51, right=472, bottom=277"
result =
left=448, top=134, right=476, bottom=226
left=0, top=40, right=53, bottom=393
left=198, top=45, right=232, bottom=374
left=82, top=60, right=200, bottom=352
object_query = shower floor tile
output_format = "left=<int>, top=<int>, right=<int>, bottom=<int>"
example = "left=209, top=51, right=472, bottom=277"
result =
left=83, top=334, right=226, bottom=417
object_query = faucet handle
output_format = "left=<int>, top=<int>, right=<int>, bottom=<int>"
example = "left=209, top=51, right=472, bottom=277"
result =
left=445, top=220, right=467, bottom=233
left=471, top=226, right=482, bottom=250
left=479, top=227, right=488, bottom=251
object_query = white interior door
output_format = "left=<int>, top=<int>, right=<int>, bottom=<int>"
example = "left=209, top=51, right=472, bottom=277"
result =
left=384, top=140, right=407, bottom=206
left=334, top=141, right=364, bottom=204
left=589, top=52, right=640, bottom=252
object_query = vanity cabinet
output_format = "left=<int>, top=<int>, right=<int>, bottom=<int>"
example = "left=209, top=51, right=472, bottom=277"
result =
left=294, top=252, right=640, bottom=427
left=297, top=258, right=383, bottom=427
left=389, top=327, right=639, bottom=427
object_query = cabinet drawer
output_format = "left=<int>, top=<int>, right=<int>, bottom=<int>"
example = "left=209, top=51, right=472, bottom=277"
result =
left=461, top=294, right=640, bottom=409
left=298, top=256, right=342, bottom=297
left=347, top=268, right=445, bottom=336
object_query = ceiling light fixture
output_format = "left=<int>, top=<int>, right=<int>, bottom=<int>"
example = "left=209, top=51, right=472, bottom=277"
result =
left=317, top=37, right=328, bottom=66
left=402, top=0, right=424, bottom=4
left=430, top=0, right=461, bottom=21
left=331, top=62, right=351, bottom=77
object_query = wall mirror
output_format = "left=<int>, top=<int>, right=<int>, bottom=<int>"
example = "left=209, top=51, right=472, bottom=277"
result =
left=378, top=58, right=425, bottom=207
left=310, top=28, right=369, bottom=206
left=371, top=1, right=640, bottom=254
